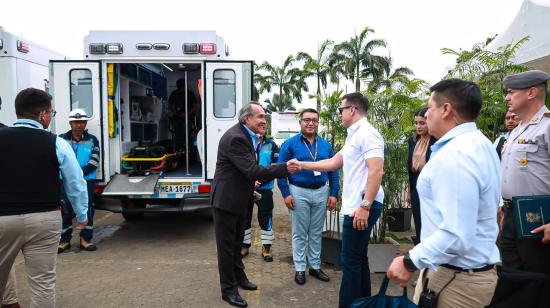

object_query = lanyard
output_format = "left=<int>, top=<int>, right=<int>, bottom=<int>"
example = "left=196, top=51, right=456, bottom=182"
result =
left=301, top=137, right=318, bottom=161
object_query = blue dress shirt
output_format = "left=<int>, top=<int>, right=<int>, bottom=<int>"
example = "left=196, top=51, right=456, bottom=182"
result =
left=277, top=133, right=339, bottom=198
left=13, top=119, right=89, bottom=223
left=409, top=122, right=501, bottom=271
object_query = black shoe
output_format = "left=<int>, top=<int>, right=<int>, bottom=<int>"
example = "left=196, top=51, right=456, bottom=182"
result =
left=238, top=280, right=258, bottom=291
left=309, top=268, right=330, bottom=282
left=294, top=271, right=306, bottom=285
left=222, top=293, right=248, bottom=307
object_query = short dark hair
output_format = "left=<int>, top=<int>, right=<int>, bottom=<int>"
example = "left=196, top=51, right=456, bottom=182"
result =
left=341, top=92, right=369, bottom=114
left=299, top=108, right=319, bottom=118
left=429, top=79, right=482, bottom=121
left=536, top=83, right=548, bottom=100
left=15, top=88, right=52, bottom=117
left=176, top=78, right=186, bottom=89
left=415, top=107, right=428, bottom=117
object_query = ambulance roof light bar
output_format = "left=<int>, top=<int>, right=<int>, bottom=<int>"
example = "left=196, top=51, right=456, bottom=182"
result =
left=106, top=43, right=123, bottom=54
left=89, top=43, right=106, bottom=54
left=17, top=40, right=29, bottom=53
left=199, top=43, right=216, bottom=55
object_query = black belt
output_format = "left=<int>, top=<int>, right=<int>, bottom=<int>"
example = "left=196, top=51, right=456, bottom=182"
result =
left=441, top=264, right=495, bottom=273
left=503, top=198, right=512, bottom=209
left=289, top=182, right=324, bottom=190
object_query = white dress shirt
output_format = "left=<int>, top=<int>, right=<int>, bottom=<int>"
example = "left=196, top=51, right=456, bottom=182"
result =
left=340, top=118, right=384, bottom=215
left=409, top=122, right=501, bottom=271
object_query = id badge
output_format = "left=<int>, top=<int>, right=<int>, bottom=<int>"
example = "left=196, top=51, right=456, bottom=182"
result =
left=313, top=171, right=321, bottom=176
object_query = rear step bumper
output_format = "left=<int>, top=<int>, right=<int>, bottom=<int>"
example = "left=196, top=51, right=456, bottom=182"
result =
left=96, top=193, right=211, bottom=214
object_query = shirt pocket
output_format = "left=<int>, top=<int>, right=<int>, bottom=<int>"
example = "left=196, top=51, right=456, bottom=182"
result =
left=516, top=144, right=538, bottom=171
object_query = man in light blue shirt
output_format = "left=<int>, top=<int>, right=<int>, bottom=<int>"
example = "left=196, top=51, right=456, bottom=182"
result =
left=0, top=88, right=88, bottom=308
left=387, top=79, right=501, bottom=307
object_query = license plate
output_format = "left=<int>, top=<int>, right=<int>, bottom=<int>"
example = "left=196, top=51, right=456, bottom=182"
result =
left=159, top=182, right=193, bottom=193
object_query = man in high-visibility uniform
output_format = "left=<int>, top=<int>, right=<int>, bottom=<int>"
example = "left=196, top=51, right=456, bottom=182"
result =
left=58, top=108, right=100, bottom=253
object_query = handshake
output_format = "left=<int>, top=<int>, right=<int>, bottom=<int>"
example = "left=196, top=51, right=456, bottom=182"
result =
left=286, top=159, right=302, bottom=174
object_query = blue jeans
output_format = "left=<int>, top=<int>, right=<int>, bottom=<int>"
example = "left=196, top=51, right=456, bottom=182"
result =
left=60, top=180, right=96, bottom=242
left=289, top=184, right=329, bottom=271
left=339, top=201, right=382, bottom=308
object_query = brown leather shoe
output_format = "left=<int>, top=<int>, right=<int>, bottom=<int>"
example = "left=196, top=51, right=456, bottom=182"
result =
left=262, top=245, right=273, bottom=262
left=1, top=302, right=22, bottom=308
left=240, top=246, right=249, bottom=257
left=80, top=238, right=97, bottom=251
left=58, top=242, right=71, bottom=254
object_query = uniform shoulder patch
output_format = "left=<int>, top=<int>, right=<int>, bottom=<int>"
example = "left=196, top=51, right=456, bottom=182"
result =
left=544, top=112, right=550, bottom=118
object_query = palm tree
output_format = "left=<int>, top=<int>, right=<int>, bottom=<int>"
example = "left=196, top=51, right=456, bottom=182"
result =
left=264, top=93, right=296, bottom=113
left=367, top=56, right=415, bottom=93
left=296, top=39, right=334, bottom=111
left=256, top=55, right=309, bottom=110
left=336, top=27, right=389, bottom=92
left=327, top=51, right=347, bottom=92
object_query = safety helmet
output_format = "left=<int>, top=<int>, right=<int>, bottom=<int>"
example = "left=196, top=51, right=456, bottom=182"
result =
left=68, top=108, right=92, bottom=122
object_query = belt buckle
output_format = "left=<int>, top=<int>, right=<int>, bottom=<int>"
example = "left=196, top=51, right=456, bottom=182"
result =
left=503, top=199, right=512, bottom=209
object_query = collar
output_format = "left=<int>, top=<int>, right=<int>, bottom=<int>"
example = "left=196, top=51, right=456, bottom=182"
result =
left=242, top=124, right=259, bottom=139
left=523, top=105, right=550, bottom=126
left=431, top=122, right=477, bottom=154
left=13, top=118, right=44, bottom=129
left=298, top=132, right=317, bottom=143
left=347, top=117, right=367, bottom=134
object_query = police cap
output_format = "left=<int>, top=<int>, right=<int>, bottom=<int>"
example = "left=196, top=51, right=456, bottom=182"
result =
left=503, top=70, right=550, bottom=89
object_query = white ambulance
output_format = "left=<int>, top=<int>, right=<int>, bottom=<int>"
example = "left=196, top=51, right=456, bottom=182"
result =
left=49, top=30, right=253, bottom=220
left=0, top=26, right=64, bottom=125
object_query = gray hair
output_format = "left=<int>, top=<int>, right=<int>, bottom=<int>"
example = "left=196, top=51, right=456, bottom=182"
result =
left=238, top=101, right=262, bottom=124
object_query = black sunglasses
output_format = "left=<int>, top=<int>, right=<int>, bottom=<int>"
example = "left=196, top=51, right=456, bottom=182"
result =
left=338, top=106, right=353, bottom=115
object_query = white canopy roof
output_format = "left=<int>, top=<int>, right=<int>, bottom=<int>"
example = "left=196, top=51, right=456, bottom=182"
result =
left=486, top=0, right=550, bottom=72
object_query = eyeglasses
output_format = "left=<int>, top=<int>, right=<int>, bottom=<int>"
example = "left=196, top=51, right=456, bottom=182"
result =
left=301, top=118, right=319, bottom=124
left=338, top=106, right=353, bottom=114
left=49, top=109, right=57, bottom=117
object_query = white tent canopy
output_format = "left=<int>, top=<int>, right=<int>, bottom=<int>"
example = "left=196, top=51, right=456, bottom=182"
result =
left=486, top=0, right=550, bottom=72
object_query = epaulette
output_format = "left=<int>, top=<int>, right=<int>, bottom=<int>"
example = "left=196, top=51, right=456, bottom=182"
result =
left=544, top=112, right=550, bottom=118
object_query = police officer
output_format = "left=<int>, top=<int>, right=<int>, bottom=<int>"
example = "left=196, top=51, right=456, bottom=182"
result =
left=500, top=70, right=550, bottom=275
left=58, top=108, right=100, bottom=253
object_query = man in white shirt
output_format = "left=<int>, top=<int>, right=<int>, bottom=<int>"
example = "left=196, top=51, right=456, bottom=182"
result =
left=289, top=92, right=384, bottom=308
left=387, top=79, right=501, bottom=307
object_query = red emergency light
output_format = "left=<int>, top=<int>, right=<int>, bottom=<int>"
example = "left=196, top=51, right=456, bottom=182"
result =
left=199, top=43, right=216, bottom=55
left=17, top=40, right=29, bottom=53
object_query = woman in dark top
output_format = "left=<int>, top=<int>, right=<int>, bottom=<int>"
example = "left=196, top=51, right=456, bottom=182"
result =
left=407, top=107, right=437, bottom=243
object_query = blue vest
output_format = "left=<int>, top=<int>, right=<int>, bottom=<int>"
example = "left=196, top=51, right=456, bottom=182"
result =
left=258, top=139, right=278, bottom=190
left=60, top=131, right=98, bottom=181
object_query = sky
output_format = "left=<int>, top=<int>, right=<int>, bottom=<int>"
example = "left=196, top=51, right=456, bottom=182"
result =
left=1, top=0, right=528, bottom=108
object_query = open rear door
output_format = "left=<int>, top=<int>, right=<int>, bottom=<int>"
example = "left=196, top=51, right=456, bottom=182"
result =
left=204, top=61, right=253, bottom=179
left=49, top=60, right=106, bottom=181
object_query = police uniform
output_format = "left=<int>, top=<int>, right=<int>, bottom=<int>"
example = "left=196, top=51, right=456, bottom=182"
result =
left=500, top=70, right=550, bottom=275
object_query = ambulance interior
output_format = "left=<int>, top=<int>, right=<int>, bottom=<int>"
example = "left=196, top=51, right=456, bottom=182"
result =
left=116, top=62, right=203, bottom=178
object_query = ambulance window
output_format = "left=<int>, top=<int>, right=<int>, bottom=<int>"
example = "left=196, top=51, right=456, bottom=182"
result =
left=213, top=69, right=236, bottom=118
left=69, top=69, right=93, bottom=117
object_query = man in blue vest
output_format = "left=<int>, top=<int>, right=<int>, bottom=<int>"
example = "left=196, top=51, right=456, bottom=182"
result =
left=58, top=108, right=100, bottom=253
left=241, top=135, right=279, bottom=262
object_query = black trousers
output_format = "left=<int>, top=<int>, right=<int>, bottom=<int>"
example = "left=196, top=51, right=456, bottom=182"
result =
left=500, top=206, right=550, bottom=275
left=243, top=189, right=274, bottom=248
left=213, top=207, right=248, bottom=296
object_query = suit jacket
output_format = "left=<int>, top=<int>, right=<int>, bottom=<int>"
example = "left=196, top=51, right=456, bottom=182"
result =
left=211, top=123, right=289, bottom=214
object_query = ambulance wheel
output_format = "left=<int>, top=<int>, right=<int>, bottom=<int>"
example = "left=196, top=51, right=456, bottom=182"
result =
left=121, top=199, right=145, bottom=221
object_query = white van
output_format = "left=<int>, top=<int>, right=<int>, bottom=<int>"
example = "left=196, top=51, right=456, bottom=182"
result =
left=49, top=30, right=253, bottom=220
left=0, top=26, right=64, bottom=125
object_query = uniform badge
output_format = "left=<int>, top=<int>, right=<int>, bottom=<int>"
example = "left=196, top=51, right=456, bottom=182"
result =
left=519, top=157, right=528, bottom=166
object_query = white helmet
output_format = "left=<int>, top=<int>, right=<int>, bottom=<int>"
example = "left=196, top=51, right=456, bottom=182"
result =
left=68, top=108, right=92, bottom=121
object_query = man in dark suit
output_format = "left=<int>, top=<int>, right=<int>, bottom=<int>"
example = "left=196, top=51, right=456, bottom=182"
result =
left=211, top=102, right=297, bottom=307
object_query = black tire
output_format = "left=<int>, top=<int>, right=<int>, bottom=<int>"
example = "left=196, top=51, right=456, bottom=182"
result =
left=121, top=198, right=146, bottom=221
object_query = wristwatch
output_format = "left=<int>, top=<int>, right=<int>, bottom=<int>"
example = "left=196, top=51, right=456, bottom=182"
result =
left=359, top=200, right=371, bottom=211
left=403, top=252, right=418, bottom=272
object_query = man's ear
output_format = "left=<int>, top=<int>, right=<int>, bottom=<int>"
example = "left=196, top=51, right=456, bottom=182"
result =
left=441, top=102, right=453, bottom=119
left=527, top=87, right=538, bottom=100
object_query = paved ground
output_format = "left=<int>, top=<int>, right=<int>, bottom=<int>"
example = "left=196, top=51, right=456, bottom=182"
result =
left=10, top=189, right=416, bottom=307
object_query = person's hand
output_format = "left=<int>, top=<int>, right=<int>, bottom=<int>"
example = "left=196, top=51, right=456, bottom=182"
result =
left=284, top=195, right=295, bottom=210
left=387, top=256, right=414, bottom=288
left=75, top=220, right=88, bottom=232
left=255, top=181, right=261, bottom=189
left=286, top=159, right=301, bottom=173
left=498, top=207, right=504, bottom=231
left=327, top=196, right=337, bottom=211
left=350, top=205, right=370, bottom=230
left=531, top=223, right=550, bottom=244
